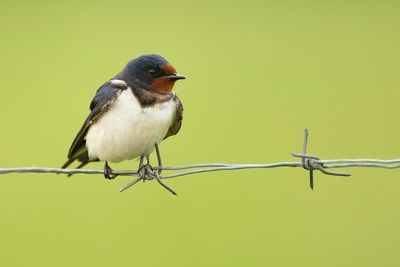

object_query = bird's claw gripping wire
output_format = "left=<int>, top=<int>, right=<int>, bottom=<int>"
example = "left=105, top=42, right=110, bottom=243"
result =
left=120, top=150, right=177, bottom=195
left=104, top=161, right=118, bottom=179
left=134, top=163, right=177, bottom=195
left=292, top=129, right=351, bottom=190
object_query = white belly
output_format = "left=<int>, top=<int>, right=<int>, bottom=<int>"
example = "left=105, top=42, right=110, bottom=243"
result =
left=85, top=89, right=176, bottom=162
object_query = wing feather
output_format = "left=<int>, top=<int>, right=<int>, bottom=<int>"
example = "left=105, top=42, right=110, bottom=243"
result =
left=164, top=95, right=184, bottom=139
left=63, top=80, right=127, bottom=167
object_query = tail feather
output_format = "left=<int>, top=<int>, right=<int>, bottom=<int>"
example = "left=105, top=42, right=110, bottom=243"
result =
left=61, top=158, right=75, bottom=169
left=61, top=146, right=91, bottom=177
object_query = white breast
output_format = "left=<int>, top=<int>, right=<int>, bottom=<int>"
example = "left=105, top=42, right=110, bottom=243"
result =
left=85, top=88, right=176, bottom=162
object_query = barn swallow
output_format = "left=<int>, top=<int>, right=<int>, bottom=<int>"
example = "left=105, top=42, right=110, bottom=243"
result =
left=62, top=54, right=185, bottom=194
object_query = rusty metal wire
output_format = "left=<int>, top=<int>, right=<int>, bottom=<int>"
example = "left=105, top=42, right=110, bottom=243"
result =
left=0, top=129, right=399, bottom=194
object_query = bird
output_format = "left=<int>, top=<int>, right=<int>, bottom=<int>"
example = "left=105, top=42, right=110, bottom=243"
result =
left=62, top=54, right=185, bottom=194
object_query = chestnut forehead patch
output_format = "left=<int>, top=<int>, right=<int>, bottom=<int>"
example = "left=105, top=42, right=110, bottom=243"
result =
left=160, top=64, right=177, bottom=75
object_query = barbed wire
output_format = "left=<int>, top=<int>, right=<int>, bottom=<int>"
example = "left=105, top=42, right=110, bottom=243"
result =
left=0, top=129, right=399, bottom=194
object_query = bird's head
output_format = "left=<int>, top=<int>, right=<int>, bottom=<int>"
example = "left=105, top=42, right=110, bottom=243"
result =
left=120, top=54, right=185, bottom=93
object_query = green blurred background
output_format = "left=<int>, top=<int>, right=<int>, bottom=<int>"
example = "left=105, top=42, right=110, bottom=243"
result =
left=0, top=0, right=399, bottom=266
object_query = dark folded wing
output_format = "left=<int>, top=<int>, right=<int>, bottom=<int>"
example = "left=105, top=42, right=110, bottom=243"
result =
left=164, top=95, right=184, bottom=139
left=67, top=80, right=128, bottom=160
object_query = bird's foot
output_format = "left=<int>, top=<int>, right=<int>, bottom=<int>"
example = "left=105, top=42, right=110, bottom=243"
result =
left=138, top=163, right=155, bottom=182
left=135, top=155, right=177, bottom=195
left=104, top=162, right=118, bottom=180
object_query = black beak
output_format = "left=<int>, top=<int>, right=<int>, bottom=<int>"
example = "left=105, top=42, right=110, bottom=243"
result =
left=160, top=74, right=186, bottom=81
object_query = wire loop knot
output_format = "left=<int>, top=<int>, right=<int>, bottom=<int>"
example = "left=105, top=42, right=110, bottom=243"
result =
left=291, top=129, right=351, bottom=189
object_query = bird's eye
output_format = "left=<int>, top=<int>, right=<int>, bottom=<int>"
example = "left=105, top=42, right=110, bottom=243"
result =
left=148, top=69, right=156, bottom=75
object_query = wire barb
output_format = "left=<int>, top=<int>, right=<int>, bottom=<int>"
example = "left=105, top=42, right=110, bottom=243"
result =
left=292, top=129, right=351, bottom=189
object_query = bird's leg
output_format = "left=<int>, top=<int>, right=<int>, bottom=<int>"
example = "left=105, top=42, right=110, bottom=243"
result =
left=104, top=161, right=118, bottom=179
left=138, top=155, right=152, bottom=182
left=155, top=143, right=163, bottom=175
left=138, top=155, right=145, bottom=168
left=145, top=155, right=152, bottom=170
left=138, top=155, right=146, bottom=182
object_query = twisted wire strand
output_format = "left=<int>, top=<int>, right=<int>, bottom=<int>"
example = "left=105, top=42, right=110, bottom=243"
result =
left=0, top=129, right=399, bottom=193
